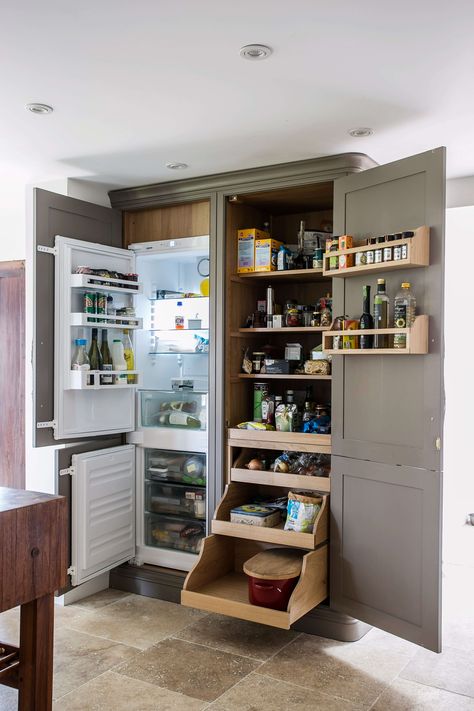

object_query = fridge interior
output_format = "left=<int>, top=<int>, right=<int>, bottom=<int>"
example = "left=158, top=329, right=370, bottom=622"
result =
left=131, top=236, right=210, bottom=567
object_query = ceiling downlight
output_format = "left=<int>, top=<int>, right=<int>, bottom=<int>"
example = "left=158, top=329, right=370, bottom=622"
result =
left=348, top=127, right=373, bottom=138
left=26, top=103, right=54, bottom=115
left=240, top=44, right=273, bottom=61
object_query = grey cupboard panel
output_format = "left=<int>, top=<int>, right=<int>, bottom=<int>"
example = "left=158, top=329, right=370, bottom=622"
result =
left=331, top=455, right=442, bottom=652
left=332, top=148, right=445, bottom=471
left=33, top=189, right=122, bottom=447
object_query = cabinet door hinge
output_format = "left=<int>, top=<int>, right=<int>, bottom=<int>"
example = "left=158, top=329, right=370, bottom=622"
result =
left=36, top=420, right=56, bottom=429
left=435, top=436, right=441, bottom=451
left=67, top=566, right=76, bottom=576
left=59, top=467, right=75, bottom=477
left=37, top=244, right=57, bottom=256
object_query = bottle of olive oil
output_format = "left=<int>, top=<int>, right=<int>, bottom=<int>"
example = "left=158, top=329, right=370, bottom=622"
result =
left=359, top=285, right=374, bottom=349
left=373, top=279, right=390, bottom=348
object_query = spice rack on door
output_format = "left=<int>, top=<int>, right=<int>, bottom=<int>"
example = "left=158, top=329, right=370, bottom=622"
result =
left=323, top=315, right=429, bottom=355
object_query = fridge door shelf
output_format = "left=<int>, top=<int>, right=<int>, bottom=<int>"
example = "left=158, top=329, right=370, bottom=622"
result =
left=68, top=370, right=140, bottom=389
left=70, top=272, right=143, bottom=294
left=70, top=313, right=143, bottom=329
left=145, top=481, right=206, bottom=519
left=145, top=512, right=205, bottom=554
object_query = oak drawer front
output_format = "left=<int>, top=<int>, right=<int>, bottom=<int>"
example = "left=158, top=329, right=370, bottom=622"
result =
left=182, top=535, right=328, bottom=629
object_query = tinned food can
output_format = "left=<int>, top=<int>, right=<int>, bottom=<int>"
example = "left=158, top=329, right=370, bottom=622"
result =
left=96, top=293, right=107, bottom=323
left=253, top=382, right=269, bottom=423
left=83, top=292, right=96, bottom=322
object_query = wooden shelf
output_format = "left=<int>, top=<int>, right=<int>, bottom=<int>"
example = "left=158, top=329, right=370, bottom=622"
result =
left=235, top=268, right=330, bottom=283
left=212, top=483, right=329, bottom=550
left=228, top=428, right=331, bottom=454
left=322, top=315, right=428, bottom=355
left=231, top=468, right=330, bottom=494
left=236, top=326, right=330, bottom=333
left=237, top=374, right=331, bottom=381
left=181, top=535, right=328, bottom=629
left=322, top=226, right=429, bottom=278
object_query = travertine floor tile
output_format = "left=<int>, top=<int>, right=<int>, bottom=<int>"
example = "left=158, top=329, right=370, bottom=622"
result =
left=258, top=630, right=414, bottom=707
left=53, top=627, right=138, bottom=700
left=53, top=670, right=207, bottom=710
left=372, top=677, right=474, bottom=710
left=176, top=612, right=300, bottom=660
left=208, top=671, right=362, bottom=710
left=400, top=645, right=474, bottom=698
left=68, top=588, right=133, bottom=612
left=65, top=594, right=206, bottom=650
left=116, top=637, right=258, bottom=702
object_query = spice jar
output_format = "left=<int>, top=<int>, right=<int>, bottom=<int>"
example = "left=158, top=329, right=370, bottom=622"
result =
left=311, top=310, right=321, bottom=327
left=302, top=306, right=313, bottom=327
left=374, top=236, right=384, bottom=264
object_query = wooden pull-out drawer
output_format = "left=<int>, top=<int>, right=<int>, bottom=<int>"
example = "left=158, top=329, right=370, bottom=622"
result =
left=211, top=482, right=329, bottom=550
left=181, top=535, right=328, bottom=629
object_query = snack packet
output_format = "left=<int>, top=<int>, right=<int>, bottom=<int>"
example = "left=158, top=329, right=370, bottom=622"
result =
left=284, top=491, right=322, bottom=533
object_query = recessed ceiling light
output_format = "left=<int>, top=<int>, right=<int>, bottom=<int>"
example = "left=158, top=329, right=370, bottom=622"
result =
left=26, top=103, right=54, bottom=115
left=240, top=44, right=273, bottom=60
left=348, top=127, right=373, bottom=138
left=166, top=162, right=188, bottom=170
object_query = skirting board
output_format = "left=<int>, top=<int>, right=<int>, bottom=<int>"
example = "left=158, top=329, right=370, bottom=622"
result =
left=110, top=563, right=371, bottom=641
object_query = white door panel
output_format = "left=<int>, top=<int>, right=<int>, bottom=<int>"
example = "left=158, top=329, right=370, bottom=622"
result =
left=71, top=444, right=135, bottom=586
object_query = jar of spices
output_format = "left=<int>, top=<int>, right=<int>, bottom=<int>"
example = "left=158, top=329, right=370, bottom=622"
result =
left=285, top=307, right=301, bottom=327
left=302, top=306, right=313, bottom=327
left=252, top=352, right=265, bottom=373
left=374, top=236, right=384, bottom=264
left=311, top=310, right=321, bottom=327
left=366, top=237, right=377, bottom=264
left=383, top=234, right=395, bottom=262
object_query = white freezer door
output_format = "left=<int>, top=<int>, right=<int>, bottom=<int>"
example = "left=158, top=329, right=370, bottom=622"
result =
left=71, top=444, right=135, bottom=586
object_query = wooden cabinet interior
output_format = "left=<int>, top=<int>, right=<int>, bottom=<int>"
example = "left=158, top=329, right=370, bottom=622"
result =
left=123, top=200, right=210, bottom=246
left=182, top=535, right=328, bottom=629
left=225, top=181, right=334, bottom=430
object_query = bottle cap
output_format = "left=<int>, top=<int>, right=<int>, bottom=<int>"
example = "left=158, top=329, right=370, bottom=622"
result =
left=401, top=282, right=411, bottom=288
left=177, top=301, right=183, bottom=306
left=377, top=278, right=385, bottom=285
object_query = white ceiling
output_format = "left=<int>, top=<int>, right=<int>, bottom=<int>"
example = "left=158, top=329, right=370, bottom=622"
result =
left=1, top=0, right=474, bottom=190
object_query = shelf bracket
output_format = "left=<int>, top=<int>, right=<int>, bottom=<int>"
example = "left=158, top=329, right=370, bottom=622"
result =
left=37, top=244, right=57, bottom=256
left=67, top=566, right=76, bottom=577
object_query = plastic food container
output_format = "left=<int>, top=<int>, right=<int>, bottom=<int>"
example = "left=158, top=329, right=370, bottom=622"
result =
left=243, top=548, right=304, bottom=611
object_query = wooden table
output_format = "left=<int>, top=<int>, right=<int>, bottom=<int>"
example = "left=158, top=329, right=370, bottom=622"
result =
left=0, top=488, right=67, bottom=710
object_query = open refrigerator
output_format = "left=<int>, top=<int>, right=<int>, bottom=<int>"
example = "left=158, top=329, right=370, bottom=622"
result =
left=53, top=234, right=211, bottom=585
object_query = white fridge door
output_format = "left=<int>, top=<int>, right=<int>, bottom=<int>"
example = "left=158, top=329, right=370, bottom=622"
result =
left=55, top=235, right=141, bottom=440
left=70, top=444, right=136, bottom=586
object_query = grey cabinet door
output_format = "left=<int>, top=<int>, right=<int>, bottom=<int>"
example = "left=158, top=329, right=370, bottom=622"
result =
left=33, top=189, right=122, bottom=446
left=332, top=148, right=445, bottom=470
left=331, top=148, right=445, bottom=651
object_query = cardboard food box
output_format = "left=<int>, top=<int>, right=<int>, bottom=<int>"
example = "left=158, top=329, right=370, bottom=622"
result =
left=230, top=504, right=281, bottom=527
left=255, top=237, right=283, bottom=272
left=237, top=228, right=270, bottom=273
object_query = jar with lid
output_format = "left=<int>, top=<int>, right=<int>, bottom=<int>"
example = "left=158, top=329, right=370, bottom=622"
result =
left=285, top=303, right=302, bottom=327
left=311, top=310, right=321, bottom=327
left=252, top=352, right=265, bottom=373
left=302, top=306, right=313, bottom=327
left=319, top=301, right=332, bottom=327
left=374, top=236, right=384, bottom=264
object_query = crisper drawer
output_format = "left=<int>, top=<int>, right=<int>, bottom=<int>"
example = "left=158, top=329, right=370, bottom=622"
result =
left=145, top=449, right=206, bottom=486
left=145, top=481, right=206, bottom=520
left=182, top=535, right=328, bottom=629
left=145, top=513, right=205, bottom=554
left=140, top=390, right=207, bottom=430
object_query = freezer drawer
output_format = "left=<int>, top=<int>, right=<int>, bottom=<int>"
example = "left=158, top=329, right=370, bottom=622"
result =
left=140, top=390, right=207, bottom=430
left=145, top=513, right=205, bottom=554
left=145, top=481, right=206, bottom=520
left=145, top=449, right=206, bottom=486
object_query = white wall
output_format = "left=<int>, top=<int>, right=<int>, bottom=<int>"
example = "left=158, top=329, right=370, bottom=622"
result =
left=443, top=206, right=474, bottom=566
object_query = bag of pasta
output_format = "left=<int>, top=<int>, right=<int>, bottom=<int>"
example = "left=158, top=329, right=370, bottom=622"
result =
left=284, top=491, right=322, bottom=533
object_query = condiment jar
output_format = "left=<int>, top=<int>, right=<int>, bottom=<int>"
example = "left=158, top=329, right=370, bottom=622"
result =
left=252, top=352, right=265, bottom=373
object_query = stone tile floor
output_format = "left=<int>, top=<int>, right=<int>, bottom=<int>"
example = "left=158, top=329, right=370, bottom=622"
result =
left=0, top=564, right=472, bottom=710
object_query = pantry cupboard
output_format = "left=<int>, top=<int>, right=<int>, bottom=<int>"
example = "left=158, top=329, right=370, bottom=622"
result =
left=30, top=148, right=445, bottom=652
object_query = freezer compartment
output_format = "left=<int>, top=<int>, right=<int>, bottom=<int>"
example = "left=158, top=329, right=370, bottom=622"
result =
left=145, top=449, right=206, bottom=486
left=145, top=481, right=206, bottom=520
left=145, top=513, right=205, bottom=554
left=140, top=390, right=207, bottom=430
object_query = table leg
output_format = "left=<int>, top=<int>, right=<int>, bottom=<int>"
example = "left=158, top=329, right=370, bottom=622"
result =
left=18, top=593, right=54, bottom=711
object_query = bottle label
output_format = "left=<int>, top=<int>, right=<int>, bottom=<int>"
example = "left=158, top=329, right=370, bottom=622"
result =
left=169, top=411, right=189, bottom=426
left=100, top=364, right=113, bottom=384
left=394, top=304, right=407, bottom=328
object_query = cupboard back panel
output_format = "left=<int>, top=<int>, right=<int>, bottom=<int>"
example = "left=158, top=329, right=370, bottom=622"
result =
left=124, top=200, right=210, bottom=246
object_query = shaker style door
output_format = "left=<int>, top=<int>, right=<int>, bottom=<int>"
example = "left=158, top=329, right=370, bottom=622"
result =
left=32, top=188, right=122, bottom=446
left=330, top=148, right=445, bottom=652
